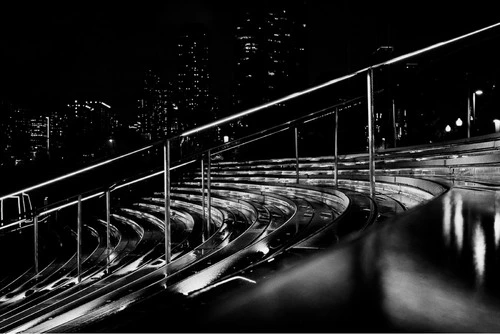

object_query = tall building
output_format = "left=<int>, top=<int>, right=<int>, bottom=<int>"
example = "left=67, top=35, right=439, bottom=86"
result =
left=135, top=70, right=168, bottom=141
left=175, top=24, right=214, bottom=128
left=65, top=100, right=117, bottom=162
left=28, top=115, right=49, bottom=161
left=232, top=2, right=308, bottom=113
left=1, top=104, right=30, bottom=166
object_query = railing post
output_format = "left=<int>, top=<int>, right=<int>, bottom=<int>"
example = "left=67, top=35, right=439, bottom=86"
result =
left=334, top=108, right=339, bottom=188
left=33, top=214, right=39, bottom=275
left=201, top=157, right=206, bottom=220
left=367, top=68, right=376, bottom=198
left=207, top=150, right=212, bottom=238
left=467, top=91, right=472, bottom=138
left=77, top=195, right=82, bottom=283
left=164, top=140, right=171, bottom=276
left=392, top=99, right=397, bottom=147
left=294, top=127, right=299, bottom=184
left=106, top=189, right=111, bottom=273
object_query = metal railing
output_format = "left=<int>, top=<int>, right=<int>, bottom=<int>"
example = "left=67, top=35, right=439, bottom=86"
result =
left=1, top=21, right=500, bottom=283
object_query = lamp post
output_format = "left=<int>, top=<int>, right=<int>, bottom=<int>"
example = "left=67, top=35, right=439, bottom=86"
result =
left=472, top=89, right=483, bottom=120
left=468, top=89, right=483, bottom=137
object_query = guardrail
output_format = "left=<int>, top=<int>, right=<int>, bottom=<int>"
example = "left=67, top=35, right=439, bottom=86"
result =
left=1, top=20, right=499, bottom=284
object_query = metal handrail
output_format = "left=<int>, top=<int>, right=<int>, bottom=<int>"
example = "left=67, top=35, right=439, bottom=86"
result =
left=1, top=21, right=499, bottom=204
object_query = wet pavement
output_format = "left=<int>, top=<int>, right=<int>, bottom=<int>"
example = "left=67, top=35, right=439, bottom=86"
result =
left=179, top=186, right=500, bottom=332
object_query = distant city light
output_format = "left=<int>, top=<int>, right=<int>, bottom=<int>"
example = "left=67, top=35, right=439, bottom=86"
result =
left=445, top=125, right=451, bottom=132
left=456, top=118, right=463, bottom=127
left=475, top=90, right=484, bottom=96
left=223, top=135, right=229, bottom=143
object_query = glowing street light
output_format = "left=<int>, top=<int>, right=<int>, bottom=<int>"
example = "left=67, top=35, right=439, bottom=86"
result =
left=468, top=89, right=483, bottom=138
left=493, top=119, right=500, bottom=133
left=456, top=118, right=463, bottom=127
left=473, top=89, right=483, bottom=120
left=445, top=125, right=451, bottom=133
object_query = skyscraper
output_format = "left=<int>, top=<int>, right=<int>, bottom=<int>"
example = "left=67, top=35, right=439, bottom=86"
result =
left=175, top=24, right=214, bottom=128
left=28, top=115, right=49, bottom=161
left=65, top=100, right=117, bottom=162
left=232, top=2, right=308, bottom=112
left=136, top=70, right=168, bottom=141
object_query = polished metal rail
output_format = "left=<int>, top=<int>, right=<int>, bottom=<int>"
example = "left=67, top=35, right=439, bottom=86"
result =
left=2, top=20, right=499, bottom=285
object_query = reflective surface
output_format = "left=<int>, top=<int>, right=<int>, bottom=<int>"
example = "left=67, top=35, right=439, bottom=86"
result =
left=185, top=187, right=500, bottom=332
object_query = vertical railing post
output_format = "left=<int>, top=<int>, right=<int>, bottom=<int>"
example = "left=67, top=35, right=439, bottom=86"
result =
left=164, top=140, right=171, bottom=276
left=207, top=150, right=212, bottom=238
left=33, top=214, right=39, bottom=275
left=367, top=68, right=376, bottom=198
left=392, top=99, right=397, bottom=147
left=106, top=189, right=111, bottom=273
left=294, top=127, right=299, bottom=184
left=77, top=195, right=82, bottom=283
left=467, top=91, right=472, bottom=138
left=201, top=157, right=206, bottom=235
left=334, top=108, right=339, bottom=188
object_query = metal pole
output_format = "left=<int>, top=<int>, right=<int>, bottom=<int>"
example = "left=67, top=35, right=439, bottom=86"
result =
left=201, top=158, right=206, bottom=218
left=34, top=214, right=39, bottom=275
left=294, top=127, right=299, bottom=184
left=164, top=140, right=171, bottom=275
left=392, top=99, right=397, bottom=147
left=367, top=68, right=376, bottom=198
left=467, top=92, right=471, bottom=138
left=77, top=195, right=82, bottom=283
left=207, top=150, right=212, bottom=238
left=334, top=109, right=339, bottom=188
left=106, top=190, right=111, bottom=273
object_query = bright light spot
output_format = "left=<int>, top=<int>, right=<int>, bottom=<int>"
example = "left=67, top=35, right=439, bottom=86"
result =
left=475, top=89, right=483, bottom=95
left=494, top=120, right=500, bottom=133
left=109, top=139, right=114, bottom=143
left=223, top=135, right=229, bottom=143
left=443, top=195, right=451, bottom=246
left=473, top=222, right=486, bottom=285
left=453, top=192, right=464, bottom=252
left=445, top=125, right=451, bottom=132
left=456, top=118, right=463, bottom=127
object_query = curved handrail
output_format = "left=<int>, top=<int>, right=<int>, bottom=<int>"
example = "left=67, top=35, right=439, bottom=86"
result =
left=1, top=21, right=499, bottom=205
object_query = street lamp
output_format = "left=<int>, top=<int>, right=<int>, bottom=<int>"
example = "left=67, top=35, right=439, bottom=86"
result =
left=468, top=89, right=483, bottom=138
left=445, top=125, right=451, bottom=133
left=472, top=89, right=483, bottom=120
left=456, top=118, right=463, bottom=127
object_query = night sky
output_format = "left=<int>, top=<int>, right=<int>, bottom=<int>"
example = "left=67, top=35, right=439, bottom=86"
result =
left=0, top=1, right=499, bottom=115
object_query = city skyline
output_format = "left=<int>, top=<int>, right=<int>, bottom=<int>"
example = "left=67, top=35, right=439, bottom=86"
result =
left=1, top=1, right=499, bottom=115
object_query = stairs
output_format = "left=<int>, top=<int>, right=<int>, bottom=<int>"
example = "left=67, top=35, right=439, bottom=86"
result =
left=0, top=146, right=455, bottom=333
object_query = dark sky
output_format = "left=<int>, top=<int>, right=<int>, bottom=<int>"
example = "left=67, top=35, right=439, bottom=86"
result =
left=0, top=1, right=499, bottom=114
